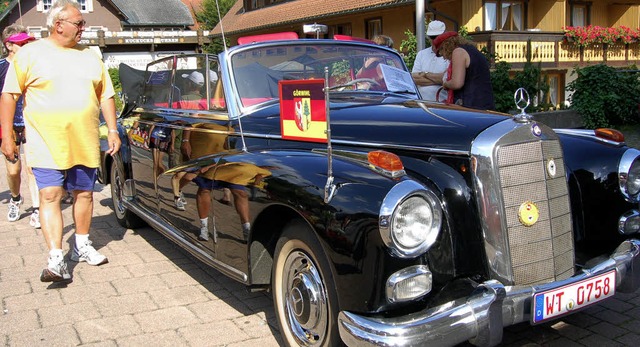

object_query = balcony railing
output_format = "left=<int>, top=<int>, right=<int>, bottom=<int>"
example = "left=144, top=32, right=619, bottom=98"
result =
left=469, top=31, right=640, bottom=68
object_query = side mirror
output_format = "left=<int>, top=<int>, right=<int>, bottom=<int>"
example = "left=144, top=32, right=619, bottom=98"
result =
left=303, top=24, right=328, bottom=39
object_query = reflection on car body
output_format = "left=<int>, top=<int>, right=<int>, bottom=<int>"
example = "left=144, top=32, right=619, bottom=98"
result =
left=99, top=36, right=640, bottom=347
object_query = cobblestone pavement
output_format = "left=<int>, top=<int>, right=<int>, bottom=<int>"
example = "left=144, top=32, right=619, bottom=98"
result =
left=1, top=153, right=640, bottom=346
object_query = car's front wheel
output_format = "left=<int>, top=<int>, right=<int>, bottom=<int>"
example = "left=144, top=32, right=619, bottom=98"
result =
left=110, top=159, right=145, bottom=229
left=272, top=220, right=341, bottom=347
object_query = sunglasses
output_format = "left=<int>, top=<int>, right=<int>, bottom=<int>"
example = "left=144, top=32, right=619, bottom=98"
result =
left=60, top=19, right=87, bottom=29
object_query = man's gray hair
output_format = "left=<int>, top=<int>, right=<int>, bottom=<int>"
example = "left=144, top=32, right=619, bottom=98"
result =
left=46, top=0, right=81, bottom=31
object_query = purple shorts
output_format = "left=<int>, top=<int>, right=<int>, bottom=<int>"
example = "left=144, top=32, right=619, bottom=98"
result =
left=32, top=165, right=97, bottom=191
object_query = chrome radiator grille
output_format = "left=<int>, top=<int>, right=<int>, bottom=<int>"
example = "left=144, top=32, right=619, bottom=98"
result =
left=472, top=120, right=575, bottom=287
left=497, top=139, right=574, bottom=285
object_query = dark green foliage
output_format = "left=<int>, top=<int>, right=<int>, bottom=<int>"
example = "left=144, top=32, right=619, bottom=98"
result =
left=399, top=29, right=418, bottom=71
left=195, top=0, right=235, bottom=54
left=567, top=64, right=640, bottom=128
left=491, top=61, right=517, bottom=113
left=108, top=68, right=123, bottom=112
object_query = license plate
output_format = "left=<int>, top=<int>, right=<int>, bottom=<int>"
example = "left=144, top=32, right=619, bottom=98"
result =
left=532, top=270, right=616, bottom=324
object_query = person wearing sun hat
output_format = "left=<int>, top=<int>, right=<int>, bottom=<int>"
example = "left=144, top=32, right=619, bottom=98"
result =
left=411, top=20, right=450, bottom=101
left=0, top=24, right=40, bottom=229
left=433, top=31, right=495, bottom=110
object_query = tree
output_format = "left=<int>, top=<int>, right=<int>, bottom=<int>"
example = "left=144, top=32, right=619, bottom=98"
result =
left=195, top=0, right=236, bottom=54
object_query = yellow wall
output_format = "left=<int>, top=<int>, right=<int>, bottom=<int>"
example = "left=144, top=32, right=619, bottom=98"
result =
left=591, top=1, right=609, bottom=26
left=460, top=0, right=483, bottom=31
left=608, top=5, right=640, bottom=28
left=322, top=7, right=415, bottom=47
left=530, top=0, right=566, bottom=30
left=432, top=0, right=462, bottom=32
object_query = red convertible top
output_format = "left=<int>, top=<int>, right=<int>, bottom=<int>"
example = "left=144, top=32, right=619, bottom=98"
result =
left=237, top=32, right=299, bottom=45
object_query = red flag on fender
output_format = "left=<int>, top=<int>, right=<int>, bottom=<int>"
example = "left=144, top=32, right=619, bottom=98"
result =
left=279, top=79, right=327, bottom=143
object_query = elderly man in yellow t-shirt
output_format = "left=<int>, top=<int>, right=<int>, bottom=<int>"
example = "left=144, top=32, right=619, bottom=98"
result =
left=0, top=0, right=121, bottom=283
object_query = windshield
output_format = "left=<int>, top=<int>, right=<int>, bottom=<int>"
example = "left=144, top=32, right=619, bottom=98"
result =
left=229, top=42, right=415, bottom=108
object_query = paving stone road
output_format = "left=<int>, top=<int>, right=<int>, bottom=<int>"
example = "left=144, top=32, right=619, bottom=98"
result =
left=1, top=147, right=640, bottom=346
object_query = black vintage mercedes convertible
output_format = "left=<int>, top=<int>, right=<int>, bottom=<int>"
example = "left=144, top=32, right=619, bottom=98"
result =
left=99, top=35, right=640, bottom=347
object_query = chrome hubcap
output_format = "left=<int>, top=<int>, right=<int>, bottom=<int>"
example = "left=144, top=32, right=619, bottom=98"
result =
left=111, top=166, right=125, bottom=218
left=283, top=250, right=328, bottom=346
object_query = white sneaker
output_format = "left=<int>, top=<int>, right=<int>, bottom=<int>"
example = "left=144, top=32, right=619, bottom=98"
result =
left=198, top=226, right=209, bottom=241
left=7, top=196, right=22, bottom=222
left=29, top=210, right=41, bottom=229
left=179, top=191, right=187, bottom=205
left=70, top=239, right=108, bottom=266
left=174, top=197, right=186, bottom=211
left=40, top=255, right=71, bottom=282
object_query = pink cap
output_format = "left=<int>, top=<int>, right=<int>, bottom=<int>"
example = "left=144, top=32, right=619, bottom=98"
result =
left=4, top=32, right=35, bottom=44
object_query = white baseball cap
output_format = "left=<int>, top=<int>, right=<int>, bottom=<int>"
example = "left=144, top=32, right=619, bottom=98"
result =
left=182, top=71, right=204, bottom=86
left=427, top=20, right=446, bottom=36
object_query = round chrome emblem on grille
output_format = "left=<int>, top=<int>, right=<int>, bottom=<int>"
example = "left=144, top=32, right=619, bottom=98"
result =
left=532, top=123, right=542, bottom=137
left=518, top=201, right=539, bottom=227
left=547, top=158, right=557, bottom=177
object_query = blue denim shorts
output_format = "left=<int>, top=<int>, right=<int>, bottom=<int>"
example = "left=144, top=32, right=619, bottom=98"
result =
left=193, top=176, right=244, bottom=191
left=32, top=165, right=97, bottom=191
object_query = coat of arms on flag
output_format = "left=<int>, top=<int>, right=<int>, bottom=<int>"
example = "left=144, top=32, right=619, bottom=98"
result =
left=279, top=79, right=327, bottom=143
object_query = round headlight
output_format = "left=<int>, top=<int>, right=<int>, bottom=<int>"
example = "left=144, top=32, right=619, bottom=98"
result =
left=627, top=158, right=640, bottom=196
left=619, top=149, right=640, bottom=202
left=393, top=196, right=438, bottom=248
left=380, top=181, right=443, bottom=258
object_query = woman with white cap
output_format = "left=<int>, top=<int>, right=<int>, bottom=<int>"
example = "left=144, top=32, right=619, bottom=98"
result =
left=0, top=24, right=40, bottom=228
left=411, top=20, right=450, bottom=101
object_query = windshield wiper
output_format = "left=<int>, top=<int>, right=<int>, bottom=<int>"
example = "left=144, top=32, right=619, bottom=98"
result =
left=387, top=90, right=417, bottom=95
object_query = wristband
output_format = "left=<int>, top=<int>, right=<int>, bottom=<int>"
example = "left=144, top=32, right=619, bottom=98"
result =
left=108, top=129, right=118, bottom=134
left=182, top=139, right=189, bottom=142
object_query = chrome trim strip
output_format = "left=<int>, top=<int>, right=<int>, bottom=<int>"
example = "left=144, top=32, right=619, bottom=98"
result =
left=554, top=128, right=625, bottom=147
left=122, top=197, right=248, bottom=283
left=312, top=149, right=407, bottom=179
left=338, top=239, right=640, bottom=346
left=262, top=132, right=470, bottom=157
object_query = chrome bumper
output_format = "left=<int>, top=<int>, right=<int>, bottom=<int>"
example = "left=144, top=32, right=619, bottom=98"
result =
left=338, top=239, right=640, bottom=347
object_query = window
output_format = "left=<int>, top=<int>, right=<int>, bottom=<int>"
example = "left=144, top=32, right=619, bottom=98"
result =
left=77, top=0, right=94, bottom=12
left=329, top=23, right=352, bottom=37
left=38, top=0, right=93, bottom=12
left=484, top=1, right=526, bottom=31
left=537, top=72, right=565, bottom=109
left=243, top=0, right=287, bottom=11
left=38, top=0, right=53, bottom=11
left=365, top=18, right=382, bottom=40
left=569, top=1, right=590, bottom=26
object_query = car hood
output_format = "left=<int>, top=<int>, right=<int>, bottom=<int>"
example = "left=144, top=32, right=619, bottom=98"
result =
left=250, top=96, right=512, bottom=154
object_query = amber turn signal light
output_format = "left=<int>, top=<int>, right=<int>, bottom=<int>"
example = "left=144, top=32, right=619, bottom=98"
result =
left=595, top=128, right=625, bottom=143
left=368, top=150, right=404, bottom=172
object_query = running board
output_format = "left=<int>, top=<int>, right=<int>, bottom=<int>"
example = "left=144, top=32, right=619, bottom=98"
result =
left=122, top=194, right=249, bottom=283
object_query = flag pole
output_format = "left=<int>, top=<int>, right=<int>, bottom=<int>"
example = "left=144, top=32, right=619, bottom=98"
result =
left=323, top=66, right=336, bottom=203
